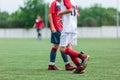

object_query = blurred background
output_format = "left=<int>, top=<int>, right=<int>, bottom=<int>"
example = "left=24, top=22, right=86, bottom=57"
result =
left=0, top=0, right=120, bottom=38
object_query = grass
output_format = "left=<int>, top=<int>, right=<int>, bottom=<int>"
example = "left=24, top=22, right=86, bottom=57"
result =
left=0, top=38, right=120, bottom=80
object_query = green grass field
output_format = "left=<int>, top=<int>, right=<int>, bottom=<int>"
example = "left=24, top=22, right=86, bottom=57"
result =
left=0, top=38, right=120, bottom=80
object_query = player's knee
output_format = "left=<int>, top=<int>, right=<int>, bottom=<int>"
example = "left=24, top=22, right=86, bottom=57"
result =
left=53, top=44, right=59, bottom=49
left=60, top=47, right=65, bottom=53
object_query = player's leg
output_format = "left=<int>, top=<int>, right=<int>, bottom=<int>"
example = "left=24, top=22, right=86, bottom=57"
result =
left=65, top=47, right=90, bottom=73
left=60, top=51, right=76, bottom=71
left=57, top=31, right=75, bottom=70
left=36, top=28, right=41, bottom=40
left=48, top=31, right=61, bottom=70
left=48, top=44, right=61, bottom=70
left=59, top=33, right=79, bottom=71
left=65, top=33, right=90, bottom=73
left=38, top=28, right=42, bottom=40
left=70, top=55, right=85, bottom=74
left=53, top=30, right=75, bottom=70
left=60, top=46, right=84, bottom=73
left=36, top=28, right=39, bottom=39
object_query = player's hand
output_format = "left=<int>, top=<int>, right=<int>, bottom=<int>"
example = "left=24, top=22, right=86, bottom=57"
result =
left=51, top=27, right=56, bottom=33
left=33, top=26, right=35, bottom=28
left=57, top=11, right=62, bottom=16
left=77, top=13, right=80, bottom=17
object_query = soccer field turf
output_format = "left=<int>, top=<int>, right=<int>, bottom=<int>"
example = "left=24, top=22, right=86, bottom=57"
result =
left=0, top=38, right=120, bottom=80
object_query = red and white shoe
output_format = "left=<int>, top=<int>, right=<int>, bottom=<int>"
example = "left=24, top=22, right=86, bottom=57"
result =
left=48, top=65, right=61, bottom=70
left=65, top=63, right=76, bottom=71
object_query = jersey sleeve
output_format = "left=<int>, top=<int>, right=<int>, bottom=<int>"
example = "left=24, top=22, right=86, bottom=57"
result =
left=63, top=0, right=72, bottom=9
left=49, top=1, right=56, bottom=14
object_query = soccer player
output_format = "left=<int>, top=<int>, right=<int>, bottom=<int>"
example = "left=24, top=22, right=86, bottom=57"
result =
left=48, top=0, right=75, bottom=70
left=33, top=15, right=44, bottom=40
left=58, top=0, right=90, bottom=74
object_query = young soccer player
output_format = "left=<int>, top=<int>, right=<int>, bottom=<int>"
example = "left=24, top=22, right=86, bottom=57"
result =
left=58, top=0, right=90, bottom=74
left=33, top=15, right=44, bottom=40
left=48, top=0, right=75, bottom=70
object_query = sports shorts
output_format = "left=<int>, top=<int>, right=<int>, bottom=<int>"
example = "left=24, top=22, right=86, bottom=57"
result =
left=51, top=30, right=61, bottom=44
left=60, top=32, right=77, bottom=47
left=37, top=28, right=42, bottom=33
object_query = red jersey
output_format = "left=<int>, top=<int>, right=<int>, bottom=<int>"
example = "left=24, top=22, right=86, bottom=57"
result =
left=35, top=19, right=44, bottom=28
left=49, top=0, right=62, bottom=30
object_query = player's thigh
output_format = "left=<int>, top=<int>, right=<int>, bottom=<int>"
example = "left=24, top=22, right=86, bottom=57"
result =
left=60, top=33, right=70, bottom=47
left=70, top=33, right=77, bottom=46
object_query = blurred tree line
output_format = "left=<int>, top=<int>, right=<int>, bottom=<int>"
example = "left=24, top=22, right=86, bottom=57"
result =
left=0, top=0, right=120, bottom=28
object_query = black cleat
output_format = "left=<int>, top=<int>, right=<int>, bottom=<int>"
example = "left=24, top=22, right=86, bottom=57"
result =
left=73, top=68, right=85, bottom=74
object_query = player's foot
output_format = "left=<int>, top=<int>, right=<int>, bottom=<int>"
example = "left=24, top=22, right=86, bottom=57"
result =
left=73, top=68, right=85, bottom=74
left=80, top=53, right=90, bottom=70
left=65, top=63, right=76, bottom=71
left=48, top=65, right=61, bottom=70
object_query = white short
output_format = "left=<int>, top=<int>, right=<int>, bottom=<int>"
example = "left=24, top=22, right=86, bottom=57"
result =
left=60, top=32, right=77, bottom=47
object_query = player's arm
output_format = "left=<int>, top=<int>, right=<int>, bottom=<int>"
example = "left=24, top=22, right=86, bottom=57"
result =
left=48, top=2, right=56, bottom=33
left=58, top=8, right=72, bottom=16
left=76, top=6, right=80, bottom=17
left=48, top=13, right=56, bottom=33
left=58, top=0, right=73, bottom=16
left=33, top=23, right=36, bottom=28
left=41, top=20, right=44, bottom=28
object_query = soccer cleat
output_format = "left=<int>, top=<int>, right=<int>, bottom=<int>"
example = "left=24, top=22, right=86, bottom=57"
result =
left=73, top=68, right=85, bottom=74
left=81, top=55, right=90, bottom=70
left=48, top=65, right=61, bottom=70
left=65, top=63, right=76, bottom=71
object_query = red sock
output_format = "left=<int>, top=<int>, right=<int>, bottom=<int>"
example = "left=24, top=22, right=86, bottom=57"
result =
left=65, top=48, right=79, bottom=57
left=70, top=56, right=79, bottom=65
left=79, top=52, right=87, bottom=60
left=52, top=47, right=57, bottom=52
left=77, top=66, right=83, bottom=70
left=70, top=56, right=83, bottom=70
